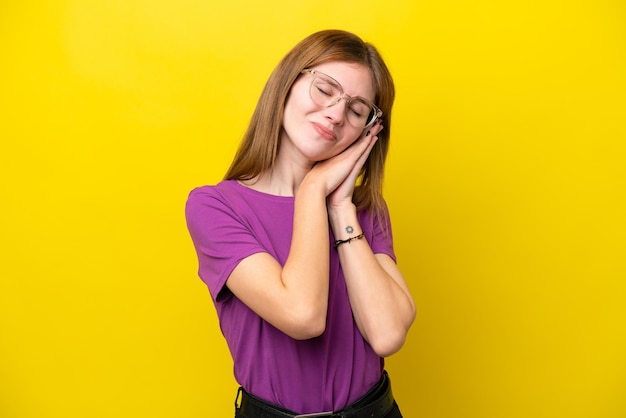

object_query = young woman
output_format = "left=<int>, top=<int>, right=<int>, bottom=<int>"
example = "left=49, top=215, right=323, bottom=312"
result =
left=186, top=29, right=415, bottom=418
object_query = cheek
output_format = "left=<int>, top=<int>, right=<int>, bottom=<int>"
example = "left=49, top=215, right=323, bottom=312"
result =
left=334, top=130, right=363, bottom=153
left=345, top=129, right=365, bottom=146
left=284, top=97, right=310, bottom=129
left=285, top=81, right=313, bottom=114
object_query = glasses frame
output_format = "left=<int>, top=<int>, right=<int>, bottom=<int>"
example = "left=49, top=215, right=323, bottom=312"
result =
left=301, top=69, right=383, bottom=129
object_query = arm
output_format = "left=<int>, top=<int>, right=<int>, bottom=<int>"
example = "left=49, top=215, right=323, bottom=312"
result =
left=225, top=135, right=379, bottom=340
left=328, top=206, right=416, bottom=357
left=225, top=180, right=330, bottom=340
left=326, top=125, right=415, bottom=356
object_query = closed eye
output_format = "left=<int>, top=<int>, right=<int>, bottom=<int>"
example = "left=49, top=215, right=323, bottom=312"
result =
left=349, top=101, right=370, bottom=119
left=315, top=86, right=333, bottom=97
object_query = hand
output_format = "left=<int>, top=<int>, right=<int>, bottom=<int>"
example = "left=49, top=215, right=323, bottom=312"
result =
left=326, top=122, right=383, bottom=209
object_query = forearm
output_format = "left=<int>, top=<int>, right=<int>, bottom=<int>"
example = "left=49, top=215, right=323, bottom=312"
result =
left=329, top=205, right=416, bottom=357
left=281, top=177, right=331, bottom=330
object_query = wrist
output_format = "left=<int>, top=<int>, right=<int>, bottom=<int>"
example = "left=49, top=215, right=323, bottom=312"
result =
left=334, top=231, right=364, bottom=249
left=327, top=199, right=356, bottom=218
left=328, top=202, right=359, bottom=238
left=298, top=173, right=328, bottom=201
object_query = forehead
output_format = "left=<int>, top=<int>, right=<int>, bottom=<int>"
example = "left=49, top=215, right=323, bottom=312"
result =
left=312, top=62, right=375, bottom=102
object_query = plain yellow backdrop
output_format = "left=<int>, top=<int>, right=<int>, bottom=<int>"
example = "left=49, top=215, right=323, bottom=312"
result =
left=1, top=1, right=625, bottom=417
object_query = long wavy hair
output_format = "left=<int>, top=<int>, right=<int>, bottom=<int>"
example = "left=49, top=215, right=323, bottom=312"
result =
left=224, top=30, right=395, bottom=221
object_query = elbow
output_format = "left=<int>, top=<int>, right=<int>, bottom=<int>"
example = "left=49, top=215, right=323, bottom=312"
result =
left=290, top=321, right=326, bottom=340
left=368, top=312, right=416, bottom=357
left=368, top=329, right=408, bottom=358
left=283, top=306, right=327, bottom=340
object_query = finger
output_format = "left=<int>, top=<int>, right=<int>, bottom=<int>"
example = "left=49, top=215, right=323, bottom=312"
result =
left=347, top=135, right=378, bottom=183
left=356, top=135, right=378, bottom=168
left=340, top=131, right=375, bottom=162
left=363, top=121, right=384, bottom=139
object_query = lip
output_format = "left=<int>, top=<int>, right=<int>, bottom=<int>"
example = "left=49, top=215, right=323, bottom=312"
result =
left=312, top=122, right=337, bottom=141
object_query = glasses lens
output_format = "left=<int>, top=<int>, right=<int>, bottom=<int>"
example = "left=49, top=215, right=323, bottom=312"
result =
left=309, top=74, right=378, bottom=128
left=346, top=98, right=375, bottom=128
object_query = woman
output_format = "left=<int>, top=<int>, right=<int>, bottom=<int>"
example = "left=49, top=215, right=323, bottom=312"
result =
left=186, top=29, right=415, bottom=418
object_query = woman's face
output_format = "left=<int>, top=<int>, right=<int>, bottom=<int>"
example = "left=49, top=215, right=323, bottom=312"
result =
left=280, top=61, right=376, bottom=165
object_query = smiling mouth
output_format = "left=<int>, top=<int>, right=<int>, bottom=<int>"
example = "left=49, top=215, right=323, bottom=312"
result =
left=312, top=122, right=336, bottom=141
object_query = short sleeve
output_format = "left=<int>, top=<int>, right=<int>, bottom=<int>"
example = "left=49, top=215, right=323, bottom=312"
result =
left=185, top=186, right=266, bottom=302
left=364, top=203, right=396, bottom=263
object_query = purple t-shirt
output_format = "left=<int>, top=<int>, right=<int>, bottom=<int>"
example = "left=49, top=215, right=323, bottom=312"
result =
left=185, top=180, right=396, bottom=413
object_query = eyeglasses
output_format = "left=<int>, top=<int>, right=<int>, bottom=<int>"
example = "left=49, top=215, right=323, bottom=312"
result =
left=301, top=69, right=382, bottom=129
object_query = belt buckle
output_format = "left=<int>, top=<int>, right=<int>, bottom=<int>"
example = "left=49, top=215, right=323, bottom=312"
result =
left=294, top=412, right=336, bottom=418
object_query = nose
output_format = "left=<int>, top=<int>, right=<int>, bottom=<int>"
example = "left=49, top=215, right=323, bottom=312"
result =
left=323, top=97, right=347, bottom=125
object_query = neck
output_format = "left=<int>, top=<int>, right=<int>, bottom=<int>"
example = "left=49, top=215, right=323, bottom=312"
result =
left=242, top=160, right=313, bottom=197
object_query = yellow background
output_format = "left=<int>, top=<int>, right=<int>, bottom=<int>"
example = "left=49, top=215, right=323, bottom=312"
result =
left=1, top=1, right=625, bottom=417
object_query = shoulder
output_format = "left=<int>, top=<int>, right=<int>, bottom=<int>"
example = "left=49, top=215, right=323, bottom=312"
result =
left=188, top=180, right=238, bottom=200
left=357, top=199, right=392, bottom=229
left=186, top=180, right=244, bottom=209
left=185, top=180, right=241, bottom=222
left=186, top=180, right=281, bottom=225
left=358, top=201, right=395, bottom=257
left=185, top=181, right=257, bottom=245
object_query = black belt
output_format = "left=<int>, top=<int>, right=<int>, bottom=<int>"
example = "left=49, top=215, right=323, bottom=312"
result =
left=235, top=371, right=396, bottom=418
